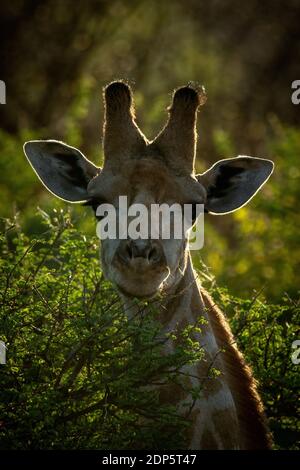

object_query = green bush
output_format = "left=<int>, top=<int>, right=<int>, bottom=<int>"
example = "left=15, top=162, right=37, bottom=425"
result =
left=0, top=210, right=299, bottom=449
left=0, top=210, right=206, bottom=450
left=208, top=283, right=300, bottom=450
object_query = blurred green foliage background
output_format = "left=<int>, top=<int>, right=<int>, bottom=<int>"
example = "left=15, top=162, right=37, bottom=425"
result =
left=0, top=0, right=299, bottom=449
left=1, top=0, right=300, bottom=302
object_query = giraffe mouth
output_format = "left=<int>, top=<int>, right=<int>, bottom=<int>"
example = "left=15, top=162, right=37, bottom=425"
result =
left=112, top=265, right=169, bottom=299
left=115, top=282, right=159, bottom=300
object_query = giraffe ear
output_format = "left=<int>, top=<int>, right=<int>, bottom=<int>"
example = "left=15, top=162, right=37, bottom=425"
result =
left=23, top=140, right=101, bottom=202
left=197, top=156, right=274, bottom=214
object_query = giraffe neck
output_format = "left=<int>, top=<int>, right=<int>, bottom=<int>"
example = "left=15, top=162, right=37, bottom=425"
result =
left=120, top=254, right=271, bottom=449
left=159, top=255, right=241, bottom=449
left=121, top=254, right=240, bottom=449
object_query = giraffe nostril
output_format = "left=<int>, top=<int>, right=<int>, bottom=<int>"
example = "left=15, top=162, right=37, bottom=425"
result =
left=125, top=242, right=133, bottom=260
left=148, top=246, right=159, bottom=263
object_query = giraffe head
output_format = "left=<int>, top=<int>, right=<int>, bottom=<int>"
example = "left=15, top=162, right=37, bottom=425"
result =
left=24, top=81, right=274, bottom=299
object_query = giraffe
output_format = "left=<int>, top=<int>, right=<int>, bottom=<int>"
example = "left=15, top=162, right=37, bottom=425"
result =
left=23, top=81, right=274, bottom=449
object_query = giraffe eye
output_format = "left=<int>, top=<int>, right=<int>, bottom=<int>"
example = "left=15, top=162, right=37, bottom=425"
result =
left=190, top=203, right=198, bottom=223
left=83, top=198, right=108, bottom=220
left=182, top=201, right=204, bottom=224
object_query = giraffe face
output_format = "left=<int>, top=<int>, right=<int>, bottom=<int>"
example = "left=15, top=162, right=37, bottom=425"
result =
left=24, top=81, right=274, bottom=300
left=87, top=158, right=206, bottom=298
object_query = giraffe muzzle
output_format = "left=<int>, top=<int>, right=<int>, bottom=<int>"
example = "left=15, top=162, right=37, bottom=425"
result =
left=115, top=239, right=165, bottom=270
